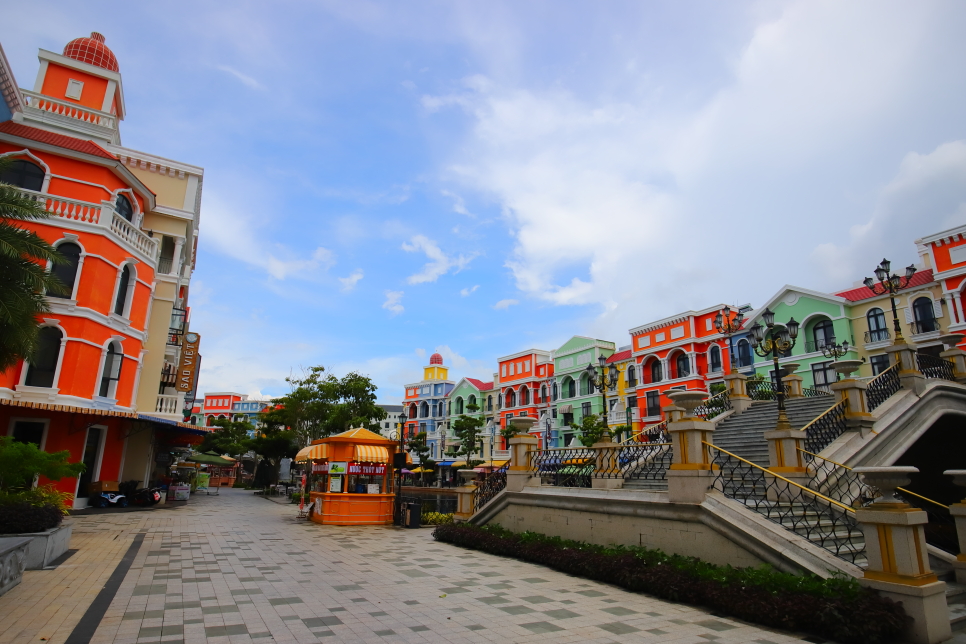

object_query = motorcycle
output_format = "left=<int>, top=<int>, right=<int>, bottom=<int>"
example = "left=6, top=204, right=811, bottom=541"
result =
left=91, top=492, right=128, bottom=508
left=131, top=487, right=162, bottom=506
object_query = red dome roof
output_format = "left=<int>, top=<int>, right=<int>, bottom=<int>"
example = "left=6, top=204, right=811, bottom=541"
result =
left=63, top=32, right=119, bottom=73
left=429, top=353, right=444, bottom=365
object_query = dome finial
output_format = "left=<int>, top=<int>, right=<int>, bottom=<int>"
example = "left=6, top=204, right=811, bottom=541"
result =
left=429, top=352, right=443, bottom=365
left=63, top=31, right=119, bottom=72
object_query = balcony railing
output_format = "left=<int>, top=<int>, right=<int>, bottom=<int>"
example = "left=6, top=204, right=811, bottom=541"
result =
left=910, top=320, right=940, bottom=335
left=157, top=256, right=174, bottom=275
left=22, top=90, right=117, bottom=130
left=864, top=329, right=891, bottom=343
left=155, top=393, right=184, bottom=416
left=17, top=188, right=158, bottom=261
left=160, top=363, right=177, bottom=387
left=917, top=354, right=955, bottom=381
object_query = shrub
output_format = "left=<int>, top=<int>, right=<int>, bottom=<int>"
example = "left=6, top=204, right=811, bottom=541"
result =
left=433, top=524, right=908, bottom=644
left=0, top=501, right=63, bottom=533
left=420, top=511, right=454, bottom=525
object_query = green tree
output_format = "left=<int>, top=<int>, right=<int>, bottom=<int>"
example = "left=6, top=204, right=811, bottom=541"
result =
left=576, top=413, right=610, bottom=447
left=245, top=429, right=298, bottom=486
left=199, top=418, right=253, bottom=458
left=407, top=431, right=434, bottom=484
left=0, top=158, right=68, bottom=371
left=453, top=403, right=486, bottom=469
left=0, top=436, right=85, bottom=492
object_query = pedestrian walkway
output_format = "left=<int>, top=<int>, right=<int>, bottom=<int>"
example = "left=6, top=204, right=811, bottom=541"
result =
left=1, top=489, right=855, bottom=643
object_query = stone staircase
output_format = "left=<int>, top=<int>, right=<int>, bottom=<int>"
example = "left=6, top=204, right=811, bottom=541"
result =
left=712, top=396, right=837, bottom=463
left=949, top=582, right=966, bottom=634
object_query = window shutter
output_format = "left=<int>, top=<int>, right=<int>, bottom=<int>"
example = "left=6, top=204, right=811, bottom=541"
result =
left=934, top=298, right=943, bottom=319
left=904, top=301, right=914, bottom=323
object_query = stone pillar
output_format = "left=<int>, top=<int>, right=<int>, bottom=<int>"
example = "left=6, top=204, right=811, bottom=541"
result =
left=829, top=379, right=875, bottom=437
left=945, top=470, right=966, bottom=584
left=172, top=237, right=185, bottom=276
left=885, top=342, right=927, bottom=395
left=665, top=391, right=715, bottom=504
left=662, top=403, right=684, bottom=423
left=506, top=422, right=539, bottom=492
left=854, top=467, right=950, bottom=644
left=783, top=374, right=804, bottom=399
left=723, top=372, right=752, bottom=413
left=591, top=439, right=622, bottom=490
left=939, top=334, right=966, bottom=385
left=453, top=485, right=476, bottom=523
left=763, top=426, right=811, bottom=502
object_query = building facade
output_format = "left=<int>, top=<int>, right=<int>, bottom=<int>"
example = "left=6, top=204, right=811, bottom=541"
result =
left=403, top=353, right=454, bottom=442
left=496, top=349, right=554, bottom=447
left=551, top=336, right=616, bottom=447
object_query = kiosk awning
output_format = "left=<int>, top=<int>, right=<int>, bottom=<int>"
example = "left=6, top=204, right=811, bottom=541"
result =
left=354, top=444, right=390, bottom=463
left=295, top=443, right=329, bottom=463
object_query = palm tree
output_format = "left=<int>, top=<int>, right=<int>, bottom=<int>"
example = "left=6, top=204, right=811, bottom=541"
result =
left=0, top=158, right=67, bottom=371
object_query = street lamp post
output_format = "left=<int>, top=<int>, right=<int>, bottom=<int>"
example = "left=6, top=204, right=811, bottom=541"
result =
left=863, top=258, right=917, bottom=345
left=394, top=411, right=407, bottom=526
left=821, top=340, right=851, bottom=362
left=714, top=305, right=745, bottom=372
left=748, top=308, right=800, bottom=431
left=585, top=355, right=619, bottom=441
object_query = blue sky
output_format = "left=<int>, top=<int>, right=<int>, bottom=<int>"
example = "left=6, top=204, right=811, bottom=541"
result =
left=4, top=1, right=966, bottom=402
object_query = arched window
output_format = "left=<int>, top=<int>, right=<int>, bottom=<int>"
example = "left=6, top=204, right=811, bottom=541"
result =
left=709, top=346, right=722, bottom=373
left=455, top=398, right=463, bottom=415
left=98, top=342, right=123, bottom=398
left=737, top=339, right=752, bottom=367
left=540, top=384, right=547, bottom=401
left=627, top=365, right=637, bottom=387
left=115, top=194, right=134, bottom=222
left=650, top=360, right=663, bottom=383
left=580, top=374, right=592, bottom=396
left=114, top=265, right=133, bottom=316
left=420, top=401, right=429, bottom=418
left=409, top=404, right=417, bottom=419
left=468, top=394, right=477, bottom=408
left=552, top=381, right=558, bottom=400
left=25, top=326, right=63, bottom=388
left=913, top=297, right=937, bottom=333
left=675, top=353, right=691, bottom=378
left=497, top=394, right=503, bottom=408
left=50, top=242, right=81, bottom=298
left=0, top=159, right=44, bottom=191
left=506, top=389, right=516, bottom=407
left=566, top=378, right=576, bottom=398
left=520, top=386, right=530, bottom=406
left=812, top=319, right=835, bottom=350
left=866, top=307, right=888, bottom=342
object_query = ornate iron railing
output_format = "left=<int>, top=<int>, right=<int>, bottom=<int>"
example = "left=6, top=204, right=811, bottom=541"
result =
left=867, top=363, right=900, bottom=411
left=800, top=448, right=959, bottom=555
left=910, top=320, right=940, bottom=335
left=621, top=419, right=669, bottom=445
left=864, top=329, right=890, bottom=343
left=692, top=389, right=732, bottom=419
left=621, top=443, right=673, bottom=482
left=473, top=463, right=508, bottom=512
left=801, top=400, right=848, bottom=454
left=802, top=386, right=834, bottom=397
left=917, top=354, right=956, bottom=381
left=706, top=443, right=865, bottom=565
left=747, top=381, right=788, bottom=401
left=528, top=447, right=594, bottom=488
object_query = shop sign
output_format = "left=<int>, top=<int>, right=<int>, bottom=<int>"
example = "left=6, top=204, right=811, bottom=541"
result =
left=177, top=332, right=202, bottom=393
left=329, top=461, right=348, bottom=474
left=312, top=462, right=329, bottom=473
left=348, top=462, right=386, bottom=475
left=329, top=476, right=343, bottom=493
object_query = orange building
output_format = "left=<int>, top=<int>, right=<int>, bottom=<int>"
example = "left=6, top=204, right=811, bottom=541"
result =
left=0, top=34, right=208, bottom=507
left=496, top=349, right=554, bottom=447
left=918, top=224, right=966, bottom=340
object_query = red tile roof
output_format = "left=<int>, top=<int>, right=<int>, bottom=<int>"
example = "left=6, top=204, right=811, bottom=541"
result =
left=835, top=269, right=935, bottom=302
left=466, top=378, right=494, bottom=391
left=0, top=120, right=116, bottom=159
left=606, top=349, right=632, bottom=363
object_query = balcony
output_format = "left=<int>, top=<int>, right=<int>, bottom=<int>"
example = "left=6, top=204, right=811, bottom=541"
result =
left=22, top=90, right=119, bottom=143
left=864, top=329, right=891, bottom=344
left=16, top=188, right=158, bottom=262
left=910, top=320, right=940, bottom=337
left=154, top=393, right=186, bottom=420
left=157, top=256, right=174, bottom=275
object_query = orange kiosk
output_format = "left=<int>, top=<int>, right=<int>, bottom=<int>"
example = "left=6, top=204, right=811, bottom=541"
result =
left=299, top=428, right=404, bottom=526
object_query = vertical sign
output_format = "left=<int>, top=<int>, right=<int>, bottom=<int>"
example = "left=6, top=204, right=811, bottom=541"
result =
left=178, top=332, right=201, bottom=394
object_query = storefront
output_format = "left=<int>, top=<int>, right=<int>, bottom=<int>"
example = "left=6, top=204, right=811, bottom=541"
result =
left=296, top=427, right=404, bottom=526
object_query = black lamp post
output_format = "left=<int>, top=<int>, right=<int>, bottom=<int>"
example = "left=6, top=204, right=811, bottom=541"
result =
left=585, top=354, right=619, bottom=441
left=394, top=411, right=407, bottom=526
left=863, top=258, right=917, bottom=344
left=821, top=339, right=851, bottom=362
left=748, top=308, right=800, bottom=431
left=714, top=305, right=745, bottom=372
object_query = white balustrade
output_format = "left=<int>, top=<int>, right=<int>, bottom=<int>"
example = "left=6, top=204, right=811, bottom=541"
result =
left=111, top=212, right=159, bottom=260
left=22, top=91, right=116, bottom=129
left=155, top=394, right=183, bottom=415
left=492, top=449, right=511, bottom=460
left=39, top=193, right=102, bottom=224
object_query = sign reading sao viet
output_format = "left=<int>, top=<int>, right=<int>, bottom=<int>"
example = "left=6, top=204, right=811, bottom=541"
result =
left=178, top=332, right=202, bottom=393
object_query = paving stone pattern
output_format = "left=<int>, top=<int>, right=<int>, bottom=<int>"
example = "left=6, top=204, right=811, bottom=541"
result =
left=2, top=489, right=835, bottom=643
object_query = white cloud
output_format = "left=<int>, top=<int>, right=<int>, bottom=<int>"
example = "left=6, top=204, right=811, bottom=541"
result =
left=401, top=234, right=476, bottom=284
left=414, top=348, right=426, bottom=358
left=216, top=64, right=265, bottom=90
left=493, top=298, right=519, bottom=310
left=441, top=189, right=474, bottom=217
left=460, top=285, right=480, bottom=297
left=338, top=269, right=365, bottom=292
left=382, top=290, right=405, bottom=315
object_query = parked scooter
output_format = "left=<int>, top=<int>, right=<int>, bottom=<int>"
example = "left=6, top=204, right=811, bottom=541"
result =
left=131, top=487, right=162, bottom=506
left=91, top=492, right=128, bottom=508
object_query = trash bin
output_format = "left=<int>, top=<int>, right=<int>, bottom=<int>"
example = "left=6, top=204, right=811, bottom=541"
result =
left=406, top=501, right=421, bottom=529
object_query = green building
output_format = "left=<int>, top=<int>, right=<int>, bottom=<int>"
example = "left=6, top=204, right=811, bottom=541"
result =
left=551, top=336, right=616, bottom=447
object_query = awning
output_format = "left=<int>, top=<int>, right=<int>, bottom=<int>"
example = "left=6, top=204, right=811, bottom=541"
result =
left=295, top=443, right=329, bottom=463
left=354, top=444, right=390, bottom=463
left=558, top=404, right=573, bottom=414
left=436, top=461, right=456, bottom=467
left=450, top=461, right=466, bottom=468
left=482, top=460, right=509, bottom=468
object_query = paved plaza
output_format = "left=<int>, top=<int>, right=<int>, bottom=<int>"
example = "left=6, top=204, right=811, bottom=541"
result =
left=2, top=489, right=834, bottom=644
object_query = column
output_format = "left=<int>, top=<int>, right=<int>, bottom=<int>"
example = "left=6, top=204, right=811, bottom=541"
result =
left=853, top=467, right=950, bottom=644
left=506, top=418, right=539, bottom=493
left=945, top=470, right=966, bottom=584
left=723, top=371, right=752, bottom=413
left=783, top=374, right=804, bottom=398
left=173, top=237, right=185, bottom=276
left=829, top=361, right=875, bottom=437
left=884, top=341, right=927, bottom=395
left=939, top=333, right=966, bottom=385
left=665, top=391, right=715, bottom=504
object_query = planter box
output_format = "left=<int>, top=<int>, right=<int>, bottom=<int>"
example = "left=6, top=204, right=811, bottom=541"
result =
left=0, top=523, right=73, bottom=570
left=0, top=537, right=30, bottom=596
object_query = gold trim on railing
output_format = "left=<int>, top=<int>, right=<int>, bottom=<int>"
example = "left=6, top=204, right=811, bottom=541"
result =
left=796, top=446, right=948, bottom=510
left=798, top=399, right=848, bottom=434
left=703, top=441, right=855, bottom=513
left=620, top=419, right=668, bottom=445
left=867, top=362, right=898, bottom=386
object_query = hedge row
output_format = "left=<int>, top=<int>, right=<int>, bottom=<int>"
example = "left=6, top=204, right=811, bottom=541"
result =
left=433, top=523, right=908, bottom=644
left=0, top=502, right=63, bottom=534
